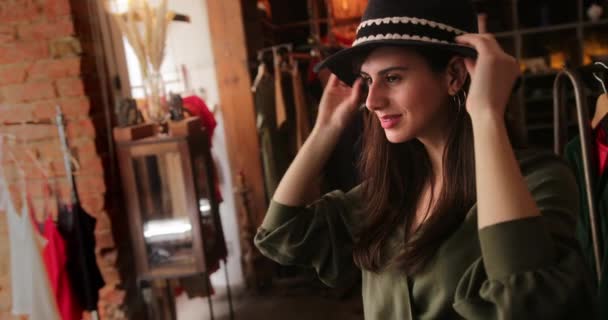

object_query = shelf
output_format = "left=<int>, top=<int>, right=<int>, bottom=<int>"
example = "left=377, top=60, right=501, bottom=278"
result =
left=583, top=18, right=608, bottom=28
left=494, top=30, right=516, bottom=38
left=527, top=121, right=577, bottom=131
left=520, top=22, right=579, bottom=35
left=522, top=71, right=560, bottom=79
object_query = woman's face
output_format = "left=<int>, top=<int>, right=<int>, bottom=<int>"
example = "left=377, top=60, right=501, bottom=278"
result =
left=360, top=47, right=452, bottom=144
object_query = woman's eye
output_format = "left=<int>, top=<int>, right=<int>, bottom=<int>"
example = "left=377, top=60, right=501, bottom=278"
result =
left=386, top=74, right=401, bottom=83
left=361, top=76, right=372, bottom=85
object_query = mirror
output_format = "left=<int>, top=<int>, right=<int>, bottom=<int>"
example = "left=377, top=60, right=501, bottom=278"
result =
left=132, top=152, right=195, bottom=269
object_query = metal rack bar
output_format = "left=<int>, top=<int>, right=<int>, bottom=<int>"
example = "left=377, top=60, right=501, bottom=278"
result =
left=553, top=69, right=602, bottom=282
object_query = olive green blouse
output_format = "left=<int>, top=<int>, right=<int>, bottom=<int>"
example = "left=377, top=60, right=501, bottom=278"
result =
left=254, top=151, right=596, bottom=319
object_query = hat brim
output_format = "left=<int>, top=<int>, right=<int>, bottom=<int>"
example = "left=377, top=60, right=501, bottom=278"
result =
left=314, top=40, right=477, bottom=86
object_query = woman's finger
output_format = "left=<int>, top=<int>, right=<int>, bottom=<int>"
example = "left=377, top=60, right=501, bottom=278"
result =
left=455, top=33, right=499, bottom=54
left=326, top=73, right=339, bottom=88
left=347, top=77, right=364, bottom=107
left=463, top=57, right=476, bottom=75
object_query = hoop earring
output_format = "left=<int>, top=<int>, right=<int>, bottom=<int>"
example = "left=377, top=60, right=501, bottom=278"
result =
left=451, top=93, right=462, bottom=114
left=460, top=90, right=467, bottom=107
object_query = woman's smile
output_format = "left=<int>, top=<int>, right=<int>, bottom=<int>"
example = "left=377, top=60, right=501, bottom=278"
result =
left=379, top=114, right=403, bottom=129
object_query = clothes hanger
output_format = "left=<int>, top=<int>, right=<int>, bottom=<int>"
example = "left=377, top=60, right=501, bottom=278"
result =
left=0, top=132, right=79, bottom=175
left=251, top=51, right=269, bottom=93
left=591, top=61, right=608, bottom=129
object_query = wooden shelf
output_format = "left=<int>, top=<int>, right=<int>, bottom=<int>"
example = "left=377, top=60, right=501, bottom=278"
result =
left=482, top=0, right=608, bottom=149
left=527, top=121, right=577, bottom=131
left=519, top=22, right=579, bottom=35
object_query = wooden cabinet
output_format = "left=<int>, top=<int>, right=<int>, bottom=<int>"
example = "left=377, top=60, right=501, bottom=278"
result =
left=114, top=119, right=226, bottom=280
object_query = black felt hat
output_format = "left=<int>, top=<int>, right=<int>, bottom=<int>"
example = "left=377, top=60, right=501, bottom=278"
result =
left=315, top=0, right=479, bottom=85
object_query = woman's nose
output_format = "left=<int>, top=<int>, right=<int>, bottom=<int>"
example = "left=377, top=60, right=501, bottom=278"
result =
left=365, top=82, right=387, bottom=111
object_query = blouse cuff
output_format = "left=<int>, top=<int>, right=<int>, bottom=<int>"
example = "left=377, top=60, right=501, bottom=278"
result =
left=479, top=216, right=556, bottom=280
left=259, top=200, right=305, bottom=231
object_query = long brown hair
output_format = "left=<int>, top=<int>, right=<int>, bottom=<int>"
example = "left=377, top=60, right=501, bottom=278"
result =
left=352, top=47, right=477, bottom=274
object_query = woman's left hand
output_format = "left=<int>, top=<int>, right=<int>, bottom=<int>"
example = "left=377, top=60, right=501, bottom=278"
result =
left=455, top=33, right=520, bottom=120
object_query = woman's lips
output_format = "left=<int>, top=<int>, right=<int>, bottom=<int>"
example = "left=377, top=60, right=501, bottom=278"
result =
left=379, top=114, right=402, bottom=129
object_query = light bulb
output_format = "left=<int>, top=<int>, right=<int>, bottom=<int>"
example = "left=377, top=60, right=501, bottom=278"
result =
left=106, top=0, right=129, bottom=14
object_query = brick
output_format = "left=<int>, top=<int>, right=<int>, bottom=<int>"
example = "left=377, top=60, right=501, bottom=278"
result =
left=0, top=81, right=55, bottom=103
left=60, top=96, right=90, bottom=118
left=28, top=57, right=80, bottom=80
left=80, top=156, right=103, bottom=175
left=0, top=45, right=22, bottom=65
left=76, top=175, right=106, bottom=195
left=0, top=103, right=34, bottom=123
left=81, top=193, right=105, bottom=214
left=94, top=212, right=111, bottom=231
left=75, top=138, right=97, bottom=157
left=31, top=99, right=58, bottom=120
left=2, top=123, right=56, bottom=141
left=95, top=230, right=115, bottom=250
left=0, top=0, right=41, bottom=24
left=98, top=249, right=118, bottom=268
left=99, top=267, right=121, bottom=286
left=99, top=284, right=119, bottom=299
left=31, top=96, right=88, bottom=120
left=66, top=118, right=95, bottom=139
left=18, top=18, right=74, bottom=41
left=36, top=140, right=63, bottom=160
left=45, top=0, right=71, bottom=19
left=0, top=42, right=49, bottom=64
left=55, top=77, right=84, bottom=97
left=0, top=25, right=16, bottom=43
left=50, top=36, right=81, bottom=58
left=0, top=63, right=29, bottom=86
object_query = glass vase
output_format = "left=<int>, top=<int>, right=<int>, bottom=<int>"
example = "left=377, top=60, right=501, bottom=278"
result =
left=143, top=71, right=169, bottom=124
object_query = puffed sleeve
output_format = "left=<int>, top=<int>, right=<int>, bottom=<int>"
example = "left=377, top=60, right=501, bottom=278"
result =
left=453, top=155, right=597, bottom=319
left=254, top=186, right=362, bottom=288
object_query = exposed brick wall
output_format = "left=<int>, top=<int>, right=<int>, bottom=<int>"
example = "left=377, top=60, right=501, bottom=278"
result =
left=0, top=0, right=128, bottom=319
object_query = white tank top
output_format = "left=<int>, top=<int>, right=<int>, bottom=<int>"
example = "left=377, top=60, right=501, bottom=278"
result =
left=0, top=145, right=60, bottom=319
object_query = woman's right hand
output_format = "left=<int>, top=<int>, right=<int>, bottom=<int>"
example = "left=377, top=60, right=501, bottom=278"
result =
left=315, top=75, right=364, bottom=132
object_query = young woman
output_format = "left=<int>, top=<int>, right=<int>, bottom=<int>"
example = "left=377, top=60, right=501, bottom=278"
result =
left=255, top=0, right=595, bottom=318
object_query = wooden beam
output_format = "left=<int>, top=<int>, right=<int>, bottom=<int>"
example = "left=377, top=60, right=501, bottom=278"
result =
left=205, top=2, right=267, bottom=235
left=205, top=0, right=275, bottom=290
left=207, top=0, right=274, bottom=290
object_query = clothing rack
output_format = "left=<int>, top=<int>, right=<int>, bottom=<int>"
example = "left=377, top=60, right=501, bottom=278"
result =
left=553, top=68, right=602, bottom=282
left=257, top=43, right=293, bottom=61
left=256, top=43, right=317, bottom=62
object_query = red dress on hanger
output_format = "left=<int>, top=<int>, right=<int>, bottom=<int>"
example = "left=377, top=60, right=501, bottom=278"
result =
left=596, top=126, right=608, bottom=176
left=41, top=214, right=83, bottom=320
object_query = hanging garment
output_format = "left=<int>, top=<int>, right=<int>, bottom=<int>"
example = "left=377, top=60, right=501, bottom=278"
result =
left=290, top=62, right=312, bottom=149
left=0, top=171, right=31, bottom=315
left=565, top=132, right=608, bottom=319
left=24, top=197, right=62, bottom=320
left=42, top=214, right=83, bottom=320
left=253, top=71, right=290, bottom=200
left=274, top=54, right=288, bottom=127
left=182, top=95, right=223, bottom=203
left=182, top=95, right=217, bottom=147
left=596, top=126, right=608, bottom=176
left=0, top=170, right=61, bottom=319
left=58, top=202, right=105, bottom=312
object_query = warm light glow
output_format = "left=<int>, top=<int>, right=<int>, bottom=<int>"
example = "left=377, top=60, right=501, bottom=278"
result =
left=143, top=218, right=192, bottom=238
left=330, top=0, right=367, bottom=20
left=106, top=0, right=129, bottom=14
left=584, top=36, right=608, bottom=65
left=549, top=51, right=567, bottom=70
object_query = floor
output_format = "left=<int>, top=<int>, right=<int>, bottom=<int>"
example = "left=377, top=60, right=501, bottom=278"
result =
left=176, top=277, right=364, bottom=320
